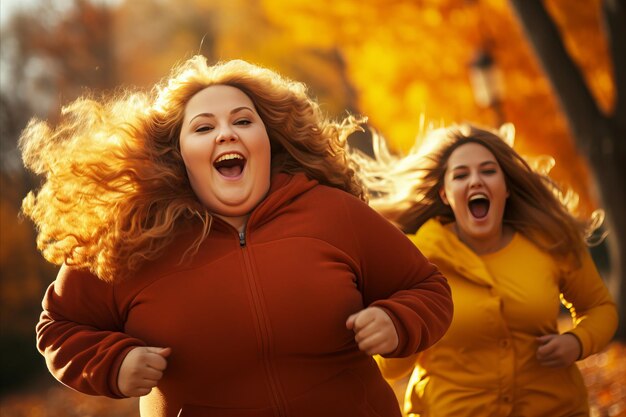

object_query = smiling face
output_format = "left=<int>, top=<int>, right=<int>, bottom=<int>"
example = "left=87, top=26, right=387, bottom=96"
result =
left=439, top=142, right=509, bottom=250
left=179, top=85, right=271, bottom=232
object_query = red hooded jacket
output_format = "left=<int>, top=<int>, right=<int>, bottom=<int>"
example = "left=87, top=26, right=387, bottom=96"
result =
left=37, top=173, right=452, bottom=417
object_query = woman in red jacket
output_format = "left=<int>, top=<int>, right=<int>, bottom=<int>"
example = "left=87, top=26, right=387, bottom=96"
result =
left=20, top=56, right=453, bottom=417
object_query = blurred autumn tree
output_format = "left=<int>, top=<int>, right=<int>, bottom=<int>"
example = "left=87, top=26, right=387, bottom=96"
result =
left=0, top=0, right=118, bottom=393
left=0, top=0, right=621, bottom=395
left=508, top=0, right=625, bottom=339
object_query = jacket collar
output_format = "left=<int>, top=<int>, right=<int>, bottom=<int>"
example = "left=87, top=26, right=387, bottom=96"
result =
left=411, top=219, right=496, bottom=287
left=244, top=172, right=318, bottom=231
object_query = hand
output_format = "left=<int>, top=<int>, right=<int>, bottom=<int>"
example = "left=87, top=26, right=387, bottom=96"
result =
left=117, top=346, right=171, bottom=397
left=346, top=307, right=399, bottom=355
left=536, top=333, right=581, bottom=368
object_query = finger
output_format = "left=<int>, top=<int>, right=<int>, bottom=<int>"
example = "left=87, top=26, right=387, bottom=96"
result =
left=132, top=387, right=153, bottom=397
left=353, top=321, right=380, bottom=343
left=537, top=350, right=557, bottom=362
left=157, top=347, right=172, bottom=358
left=347, top=311, right=372, bottom=332
left=133, top=377, right=159, bottom=389
left=536, top=340, right=557, bottom=359
left=538, top=359, right=563, bottom=368
left=140, top=377, right=162, bottom=387
left=362, top=338, right=395, bottom=356
left=365, top=344, right=388, bottom=356
left=357, top=333, right=387, bottom=353
left=146, top=351, right=169, bottom=371
left=353, top=310, right=377, bottom=333
left=537, top=342, right=557, bottom=357
left=535, top=334, right=558, bottom=345
left=145, top=346, right=162, bottom=354
left=358, top=328, right=393, bottom=351
left=125, top=382, right=154, bottom=398
left=346, top=314, right=357, bottom=330
left=145, top=346, right=170, bottom=354
left=139, top=367, right=163, bottom=381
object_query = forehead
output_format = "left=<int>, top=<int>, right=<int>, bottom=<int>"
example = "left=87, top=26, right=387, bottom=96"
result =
left=447, top=142, right=497, bottom=168
left=184, top=85, right=254, bottom=116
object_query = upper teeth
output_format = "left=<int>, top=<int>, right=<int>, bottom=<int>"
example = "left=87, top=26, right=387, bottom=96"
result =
left=215, top=153, right=243, bottom=163
left=469, top=193, right=488, bottom=201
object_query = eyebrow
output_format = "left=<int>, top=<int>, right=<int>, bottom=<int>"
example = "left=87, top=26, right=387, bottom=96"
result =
left=188, top=106, right=254, bottom=125
left=450, top=160, right=498, bottom=170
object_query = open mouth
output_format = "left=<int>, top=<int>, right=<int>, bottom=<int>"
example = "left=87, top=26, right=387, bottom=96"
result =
left=213, top=152, right=246, bottom=178
left=468, top=193, right=490, bottom=219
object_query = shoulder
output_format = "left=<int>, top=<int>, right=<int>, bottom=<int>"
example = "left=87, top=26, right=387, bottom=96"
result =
left=412, top=219, right=448, bottom=247
left=295, top=182, right=366, bottom=209
left=291, top=183, right=400, bottom=242
left=410, top=220, right=473, bottom=264
left=316, top=183, right=369, bottom=205
left=316, top=185, right=384, bottom=223
left=56, top=264, right=110, bottom=287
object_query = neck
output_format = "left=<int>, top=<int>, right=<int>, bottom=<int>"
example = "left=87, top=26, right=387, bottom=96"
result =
left=214, top=213, right=248, bottom=233
left=453, top=223, right=514, bottom=255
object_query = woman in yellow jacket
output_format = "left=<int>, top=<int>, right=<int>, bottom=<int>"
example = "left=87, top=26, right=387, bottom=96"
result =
left=359, top=124, right=618, bottom=416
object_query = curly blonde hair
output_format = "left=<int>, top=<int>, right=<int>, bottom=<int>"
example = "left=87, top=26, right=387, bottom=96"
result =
left=20, top=56, right=365, bottom=282
left=355, top=123, right=603, bottom=268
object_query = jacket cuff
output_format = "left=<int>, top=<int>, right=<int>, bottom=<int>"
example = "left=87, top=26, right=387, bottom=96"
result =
left=564, top=329, right=588, bottom=360
left=371, top=304, right=410, bottom=358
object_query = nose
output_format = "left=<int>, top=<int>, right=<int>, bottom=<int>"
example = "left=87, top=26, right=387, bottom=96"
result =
left=468, top=171, right=483, bottom=188
left=215, top=127, right=238, bottom=144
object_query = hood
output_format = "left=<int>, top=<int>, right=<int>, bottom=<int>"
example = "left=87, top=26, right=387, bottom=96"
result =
left=409, top=219, right=495, bottom=288
left=246, top=172, right=319, bottom=229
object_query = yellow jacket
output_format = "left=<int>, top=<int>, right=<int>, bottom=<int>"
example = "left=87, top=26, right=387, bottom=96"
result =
left=378, top=219, right=617, bottom=417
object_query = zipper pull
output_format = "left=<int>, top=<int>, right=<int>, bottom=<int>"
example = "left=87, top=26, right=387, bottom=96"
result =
left=239, top=231, right=246, bottom=247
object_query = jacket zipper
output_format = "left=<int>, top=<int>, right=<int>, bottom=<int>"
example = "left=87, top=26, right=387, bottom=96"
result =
left=239, top=230, right=288, bottom=416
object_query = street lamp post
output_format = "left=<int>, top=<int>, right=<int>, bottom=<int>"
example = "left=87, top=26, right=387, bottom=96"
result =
left=469, top=48, right=505, bottom=126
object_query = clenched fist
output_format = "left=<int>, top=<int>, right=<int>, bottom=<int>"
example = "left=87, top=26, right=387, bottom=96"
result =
left=117, top=346, right=171, bottom=397
left=346, top=307, right=399, bottom=355
left=536, top=333, right=581, bottom=368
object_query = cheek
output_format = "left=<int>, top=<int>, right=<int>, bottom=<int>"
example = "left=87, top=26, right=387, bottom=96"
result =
left=252, top=136, right=272, bottom=168
left=251, top=131, right=270, bottom=152
left=180, top=139, right=212, bottom=171
left=443, top=185, right=462, bottom=208
left=255, top=157, right=272, bottom=195
left=491, top=178, right=509, bottom=201
left=181, top=152, right=200, bottom=180
left=179, top=138, right=196, bottom=165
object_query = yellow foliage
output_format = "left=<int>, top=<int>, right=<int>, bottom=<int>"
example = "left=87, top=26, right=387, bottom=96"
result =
left=261, top=0, right=608, bottom=214
left=108, top=0, right=612, bottom=215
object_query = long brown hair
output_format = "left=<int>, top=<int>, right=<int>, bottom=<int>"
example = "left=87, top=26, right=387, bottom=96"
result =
left=20, top=56, right=365, bottom=282
left=356, top=124, right=602, bottom=267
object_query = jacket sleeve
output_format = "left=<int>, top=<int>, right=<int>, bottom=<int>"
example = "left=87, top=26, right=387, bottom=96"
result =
left=340, top=194, right=453, bottom=358
left=560, top=249, right=618, bottom=359
left=36, top=264, right=146, bottom=398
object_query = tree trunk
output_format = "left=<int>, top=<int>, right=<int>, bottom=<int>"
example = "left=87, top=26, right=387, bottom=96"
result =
left=508, top=0, right=626, bottom=340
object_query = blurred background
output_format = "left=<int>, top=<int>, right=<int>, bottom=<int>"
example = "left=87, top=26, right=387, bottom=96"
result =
left=0, top=0, right=624, bottom=415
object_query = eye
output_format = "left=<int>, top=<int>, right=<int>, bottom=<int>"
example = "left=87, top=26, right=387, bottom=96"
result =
left=482, top=169, right=497, bottom=175
left=234, top=119, right=251, bottom=126
left=195, top=125, right=213, bottom=133
left=452, top=173, right=468, bottom=180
